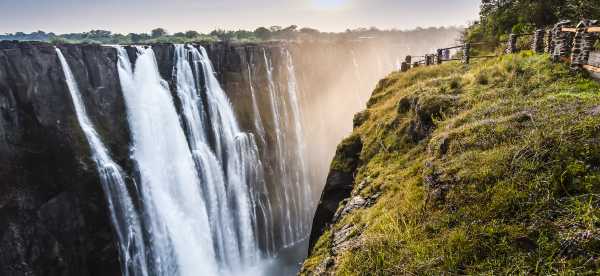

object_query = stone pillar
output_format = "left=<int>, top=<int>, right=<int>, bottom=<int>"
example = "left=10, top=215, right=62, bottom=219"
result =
left=551, top=20, right=573, bottom=62
left=506, top=33, right=518, bottom=54
left=436, top=49, right=443, bottom=64
left=425, top=54, right=433, bottom=66
left=532, top=29, right=545, bottom=53
left=462, top=43, right=470, bottom=64
left=545, top=29, right=554, bottom=54
left=400, top=62, right=410, bottom=72
left=571, top=20, right=599, bottom=70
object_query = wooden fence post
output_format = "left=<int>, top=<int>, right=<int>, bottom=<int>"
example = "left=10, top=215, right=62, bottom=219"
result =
left=436, top=49, right=443, bottom=64
left=506, top=33, right=518, bottom=54
left=462, top=43, right=470, bottom=64
left=405, top=55, right=412, bottom=66
left=571, top=20, right=599, bottom=70
left=532, top=29, right=545, bottom=53
left=551, top=20, right=573, bottom=62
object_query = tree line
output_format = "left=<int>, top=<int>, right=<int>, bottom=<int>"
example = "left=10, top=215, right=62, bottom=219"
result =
left=466, top=0, right=600, bottom=43
left=0, top=25, right=462, bottom=45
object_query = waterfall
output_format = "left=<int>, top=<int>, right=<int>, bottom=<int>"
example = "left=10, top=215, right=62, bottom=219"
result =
left=263, top=49, right=295, bottom=247
left=262, top=48, right=313, bottom=248
left=172, top=44, right=262, bottom=268
left=247, top=54, right=267, bottom=146
left=115, top=46, right=218, bottom=276
left=246, top=52, right=277, bottom=255
left=55, top=48, right=149, bottom=276
left=283, top=49, right=313, bottom=234
left=172, top=44, right=236, bottom=265
left=53, top=43, right=319, bottom=275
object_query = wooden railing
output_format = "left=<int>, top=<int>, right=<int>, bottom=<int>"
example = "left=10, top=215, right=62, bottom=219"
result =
left=399, top=19, right=600, bottom=78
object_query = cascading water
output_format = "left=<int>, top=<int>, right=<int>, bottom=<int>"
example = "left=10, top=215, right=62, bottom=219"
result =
left=55, top=43, right=319, bottom=275
left=56, top=48, right=148, bottom=276
left=172, top=44, right=262, bottom=269
left=262, top=48, right=312, bottom=248
left=263, top=49, right=294, bottom=247
left=245, top=51, right=277, bottom=255
left=115, top=46, right=218, bottom=276
left=283, top=49, right=313, bottom=233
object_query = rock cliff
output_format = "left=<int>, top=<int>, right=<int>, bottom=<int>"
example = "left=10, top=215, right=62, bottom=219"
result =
left=302, top=53, right=600, bottom=275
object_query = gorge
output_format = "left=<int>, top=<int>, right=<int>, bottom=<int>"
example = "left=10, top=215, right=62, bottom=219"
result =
left=0, top=31, right=459, bottom=276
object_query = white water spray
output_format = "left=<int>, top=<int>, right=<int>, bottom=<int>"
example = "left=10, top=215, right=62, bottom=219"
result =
left=115, top=46, right=218, bottom=276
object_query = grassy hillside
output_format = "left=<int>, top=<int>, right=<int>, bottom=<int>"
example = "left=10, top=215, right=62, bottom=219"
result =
left=302, top=52, right=600, bottom=275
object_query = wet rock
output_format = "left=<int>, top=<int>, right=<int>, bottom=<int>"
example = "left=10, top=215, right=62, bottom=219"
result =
left=367, top=192, right=382, bottom=205
left=333, top=196, right=366, bottom=222
left=309, top=135, right=363, bottom=253
left=332, top=224, right=359, bottom=254
left=0, top=41, right=124, bottom=275
left=311, top=257, right=335, bottom=276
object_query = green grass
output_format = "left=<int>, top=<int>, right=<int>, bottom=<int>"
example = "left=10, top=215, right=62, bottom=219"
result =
left=302, top=52, right=600, bottom=275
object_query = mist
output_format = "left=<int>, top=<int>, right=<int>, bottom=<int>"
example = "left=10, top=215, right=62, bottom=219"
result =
left=287, top=27, right=463, bottom=196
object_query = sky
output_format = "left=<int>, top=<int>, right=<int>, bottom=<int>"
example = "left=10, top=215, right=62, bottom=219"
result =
left=0, top=0, right=481, bottom=34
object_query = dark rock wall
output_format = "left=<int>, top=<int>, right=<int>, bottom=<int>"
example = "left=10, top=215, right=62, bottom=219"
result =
left=308, top=135, right=363, bottom=253
left=0, top=41, right=124, bottom=276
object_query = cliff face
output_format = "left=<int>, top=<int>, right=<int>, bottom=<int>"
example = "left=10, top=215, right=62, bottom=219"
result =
left=302, top=53, right=600, bottom=275
left=0, top=42, right=125, bottom=275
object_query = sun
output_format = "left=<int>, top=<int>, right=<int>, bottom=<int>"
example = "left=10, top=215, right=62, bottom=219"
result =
left=311, top=0, right=348, bottom=11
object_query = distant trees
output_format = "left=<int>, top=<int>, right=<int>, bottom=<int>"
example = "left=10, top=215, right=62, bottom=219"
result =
left=468, top=0, right=600, bottom=43
left=254, top=27, right=271, bottom=41
left=185, top=30, right=200, bottom=38
left=0, top=25, right=464, bottom=45
left=151, top=28, right=168, bottom=38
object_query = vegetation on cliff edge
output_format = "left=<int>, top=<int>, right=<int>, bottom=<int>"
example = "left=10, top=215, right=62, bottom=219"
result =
left=302, top=52, right=600, bottom=275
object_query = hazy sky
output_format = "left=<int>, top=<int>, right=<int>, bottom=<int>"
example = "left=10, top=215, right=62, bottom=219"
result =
left=0, top=0, right=481, bottom=34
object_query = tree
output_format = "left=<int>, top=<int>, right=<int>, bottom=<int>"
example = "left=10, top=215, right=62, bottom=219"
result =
left=185, top=30, right=200, bottom=38
left=467, top=0, right=598, bottom=43
left=254, top=27, right=272, bottom=41
left=129, top=33, right=143, bottom=43
left=300, top=27, right=320, bottom=35
left=269, top=26, right=282, bottom=32
left=151, top=28, right=168, bottom=38
left=89, top=30, right=112, bottom=38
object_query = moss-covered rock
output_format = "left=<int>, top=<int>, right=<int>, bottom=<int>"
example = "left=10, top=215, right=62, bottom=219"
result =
left=302, top=52, right=600, bottom=275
